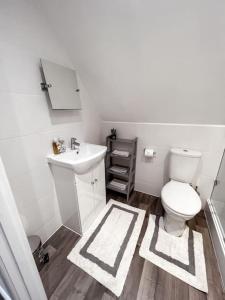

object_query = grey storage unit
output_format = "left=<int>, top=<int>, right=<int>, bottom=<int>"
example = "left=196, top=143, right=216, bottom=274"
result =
left=105, top=137, right=137, bottom=202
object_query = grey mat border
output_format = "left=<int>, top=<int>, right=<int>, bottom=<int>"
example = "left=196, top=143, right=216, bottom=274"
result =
left=150, top=215, right=195, bottom=275
left=80, top=204, right=138, bottom=277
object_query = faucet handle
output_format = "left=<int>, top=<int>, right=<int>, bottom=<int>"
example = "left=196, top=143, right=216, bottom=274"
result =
left=71, top=137, right=78, bottom=150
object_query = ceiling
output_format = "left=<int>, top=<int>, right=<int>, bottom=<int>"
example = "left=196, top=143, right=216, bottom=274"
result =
left=38, top=0, right=225, bottom=124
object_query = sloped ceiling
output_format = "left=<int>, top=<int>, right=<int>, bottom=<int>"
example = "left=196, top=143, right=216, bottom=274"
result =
left=38, top=0, right=225, bottom=124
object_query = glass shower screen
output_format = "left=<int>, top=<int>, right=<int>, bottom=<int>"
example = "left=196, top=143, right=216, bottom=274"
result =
left=211, top=150, right=225, bottom=238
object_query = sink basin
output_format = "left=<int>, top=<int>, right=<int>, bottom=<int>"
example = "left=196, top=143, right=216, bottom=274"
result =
left=47, top=143, right=107, bottom=174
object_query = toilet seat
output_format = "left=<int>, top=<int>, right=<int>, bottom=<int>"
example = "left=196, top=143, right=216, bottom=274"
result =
left=161, top=180, right=201, bottom=217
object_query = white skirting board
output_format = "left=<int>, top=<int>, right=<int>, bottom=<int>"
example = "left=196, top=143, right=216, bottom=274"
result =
left=205, top=199, right=225, bottom=291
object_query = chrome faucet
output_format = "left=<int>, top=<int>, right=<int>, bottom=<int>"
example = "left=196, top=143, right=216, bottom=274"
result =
left=71, top=137, right=80, bottom=150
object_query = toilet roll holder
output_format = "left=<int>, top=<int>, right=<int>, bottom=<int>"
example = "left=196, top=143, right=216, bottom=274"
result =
left=144, top=148, right=156, bottom=157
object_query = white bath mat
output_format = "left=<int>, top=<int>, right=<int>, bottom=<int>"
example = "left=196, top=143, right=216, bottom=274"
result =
left=67, top=199, right=145, bottom=297
left=139, top=214, right=208, bottom=293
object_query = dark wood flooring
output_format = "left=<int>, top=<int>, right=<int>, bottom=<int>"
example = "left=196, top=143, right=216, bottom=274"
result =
left=40, top=191, right=225, bottom=300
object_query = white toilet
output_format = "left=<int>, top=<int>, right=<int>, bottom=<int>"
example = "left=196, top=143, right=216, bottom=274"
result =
left=161, top=148, right=202, bottom=236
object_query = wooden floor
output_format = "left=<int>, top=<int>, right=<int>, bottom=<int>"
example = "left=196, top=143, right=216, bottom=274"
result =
left=40, top=191, right=225, bottom=300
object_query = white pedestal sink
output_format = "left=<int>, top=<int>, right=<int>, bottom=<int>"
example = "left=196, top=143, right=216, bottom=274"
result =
left=47, top=143, right=107, bottom=234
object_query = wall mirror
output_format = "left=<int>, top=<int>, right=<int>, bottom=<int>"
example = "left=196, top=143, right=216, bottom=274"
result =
left=40, top=59, right=81, bottom=110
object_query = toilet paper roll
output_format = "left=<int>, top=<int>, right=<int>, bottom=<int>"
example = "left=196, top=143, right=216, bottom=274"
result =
left=144, top=148, right=155, bottom=157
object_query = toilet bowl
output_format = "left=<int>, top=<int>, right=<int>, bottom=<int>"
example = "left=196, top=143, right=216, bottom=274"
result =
left=161, top=180, right=201, bottom=236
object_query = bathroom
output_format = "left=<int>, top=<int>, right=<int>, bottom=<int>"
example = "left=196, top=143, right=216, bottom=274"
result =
left=0, top=0, right=225, bottom=299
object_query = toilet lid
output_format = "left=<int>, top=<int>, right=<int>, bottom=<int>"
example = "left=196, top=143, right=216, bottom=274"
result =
left=161, top=180, right=201, bottom=216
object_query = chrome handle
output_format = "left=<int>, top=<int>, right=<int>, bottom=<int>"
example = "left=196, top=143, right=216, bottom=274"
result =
left=71, top=137, right=77, bottom=150
left=91, top=179, right=98, bottom=185
left=214, top=179, right=220, bottom=186
left=40, top=82, right=52, bottom=90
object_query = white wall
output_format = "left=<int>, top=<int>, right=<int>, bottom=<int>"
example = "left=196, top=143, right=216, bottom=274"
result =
left=101, top=122, right=225, bottom=206
left=39, top=0, right=225, bottom=125
left=0, top=0, right=101, bottom=242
